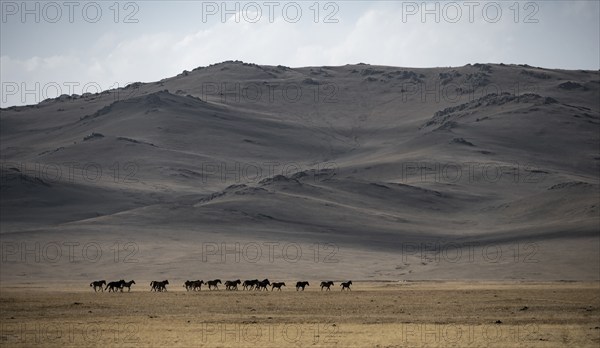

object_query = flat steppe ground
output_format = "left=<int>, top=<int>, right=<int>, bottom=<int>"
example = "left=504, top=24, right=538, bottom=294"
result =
left=0, top=281, right=599, bottom=347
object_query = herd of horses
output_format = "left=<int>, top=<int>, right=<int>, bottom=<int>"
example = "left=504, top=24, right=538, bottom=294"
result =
left=90, top=279, right=353, bottom=292
left=90, top=280, right=135, bottom=292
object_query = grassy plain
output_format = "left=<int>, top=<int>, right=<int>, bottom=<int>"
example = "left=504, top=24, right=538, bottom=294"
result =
left=1, top=281, right=599, bottom=347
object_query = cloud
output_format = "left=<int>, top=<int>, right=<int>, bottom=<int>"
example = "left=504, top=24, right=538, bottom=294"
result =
left=1, top=1, right=598, bottom=107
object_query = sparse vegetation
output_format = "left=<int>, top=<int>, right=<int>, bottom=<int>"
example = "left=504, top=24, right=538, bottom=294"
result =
left=1, top=282, right=598, bottom=347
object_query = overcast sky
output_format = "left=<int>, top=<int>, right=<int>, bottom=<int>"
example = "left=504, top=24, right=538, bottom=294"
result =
left=1, top=0, right=599, bottom=106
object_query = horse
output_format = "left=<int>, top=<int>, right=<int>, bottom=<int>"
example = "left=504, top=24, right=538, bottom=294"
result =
left=90, top=280, right=106, bottom=292
left=158, top=280, right=169, bottom=292
left=340, top=281, right=352, bottom=291
left=207, top=279, right=222, bottom=290
left=120, top=280, right=135, bottom=292
left=295, top=281, right=309, bottom=291
left=320, top=281, right=334, bottom=291
left=271, top=282, right=286, bottom=291
left=256, top=279, right=270, bottom=291
left=183, top=280, right=194, bottom=291
left=225, top=279, right=241, bottom=290
left=151, top=280, right=169, bottom=292
left=243, top=279, right=258, bottom=290
left=192, top=280, right=204, bottom=291
left=106, top=280, right=125, bottom=292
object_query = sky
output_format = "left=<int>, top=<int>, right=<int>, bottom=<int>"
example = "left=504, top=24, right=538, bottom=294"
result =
left=1, top=0, right=599, bottom=106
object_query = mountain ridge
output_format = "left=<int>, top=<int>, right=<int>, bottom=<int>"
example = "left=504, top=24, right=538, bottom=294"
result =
left=1, top=61, right=598, bottom=281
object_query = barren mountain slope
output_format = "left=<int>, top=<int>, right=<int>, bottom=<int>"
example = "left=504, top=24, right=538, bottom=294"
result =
left=1, top=62, right=598, bottom=282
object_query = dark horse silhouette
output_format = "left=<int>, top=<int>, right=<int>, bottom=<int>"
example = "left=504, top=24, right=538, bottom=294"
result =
left=90, top=280, right=106, bottom=292
left=207, top=279, right=222, bottom=290
left=183, top=280, right=194, bottom=291
left=120, top=280, right=135, bottom=292
left=320, top=281, right=334, bottom=291
left=295, top=281, right=309, bottom=291
left=256, top=279, right=270, bottom=291
left=150, top=280, right=169, bottom=292
left=192, top=280, right=204, bottom=291
left=106, top=280, right=125, bottom=292
left=271, top=282, right=286, bottom=291
left=225, top=279, right=241, bottom=290
left=340, top=281, right=352, bottom=291
left=184, top=280, right=204, bottom=291
left=243, top=279, right=258, bottom=290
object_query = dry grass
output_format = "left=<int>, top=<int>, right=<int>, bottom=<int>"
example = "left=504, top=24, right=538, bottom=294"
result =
left=1, top=281, right=599, bottom=347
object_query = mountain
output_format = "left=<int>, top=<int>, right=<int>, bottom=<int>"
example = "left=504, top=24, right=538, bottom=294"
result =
left=1, top=61, right=598, bottom=282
